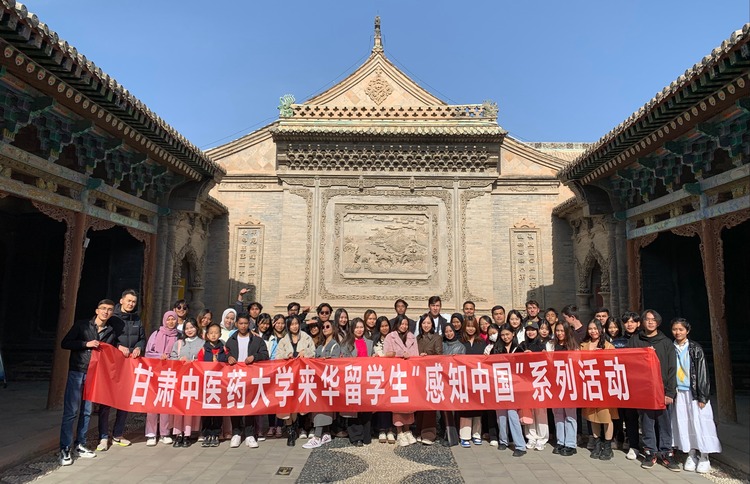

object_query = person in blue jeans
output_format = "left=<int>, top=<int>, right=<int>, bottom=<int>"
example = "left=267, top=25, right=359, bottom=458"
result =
left=628, top=309, right=678, bottom=471
left=552, top=321, right=579, bottom=456
left=98, top=289, right=145, bottom=450
left=59, top=299, right=116, bottom=466
left=492, top=324, right=527, bottom=457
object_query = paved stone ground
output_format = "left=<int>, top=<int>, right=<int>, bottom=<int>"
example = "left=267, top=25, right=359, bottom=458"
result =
left=3, top=433, right=746, bottom=484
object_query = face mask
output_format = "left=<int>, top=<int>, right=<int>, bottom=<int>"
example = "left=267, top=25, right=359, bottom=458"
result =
left=489, top=333, right=498, bottom=343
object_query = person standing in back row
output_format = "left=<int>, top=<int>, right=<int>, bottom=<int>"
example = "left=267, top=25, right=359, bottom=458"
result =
left=98, top=289, right=144, bottom=450
left=627, top=309, right=679, bottom=472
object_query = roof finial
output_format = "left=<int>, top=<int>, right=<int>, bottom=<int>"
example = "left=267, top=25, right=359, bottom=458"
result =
left=372, top=16, right=383, bottom=54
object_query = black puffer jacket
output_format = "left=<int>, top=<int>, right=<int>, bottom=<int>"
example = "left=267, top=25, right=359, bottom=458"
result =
left=628, top=330, right=677, bottom=399
left=61, top=318, right=116, bottom=373
left=225, top=331, right=269, bottom=362
left=686, top=340, right=710, bottom=404
left=109, top=304, right=145, bottom=352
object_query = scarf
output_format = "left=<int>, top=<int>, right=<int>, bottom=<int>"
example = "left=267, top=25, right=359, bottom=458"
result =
left=150, top=310, right=179, bottom=355
left=221, top=308, right=237, bottom=330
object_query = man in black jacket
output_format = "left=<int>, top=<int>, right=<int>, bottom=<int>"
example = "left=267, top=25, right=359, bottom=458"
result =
left=98, top=289, right=145, bottom=450
left=59, top=299, right=116, bottom=466
left=627, top=309, right=679, bottom=471
left=225, top=312, right=270, bottom=449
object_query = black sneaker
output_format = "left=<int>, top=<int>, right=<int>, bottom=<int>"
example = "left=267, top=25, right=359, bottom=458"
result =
left=512, top=448, right=527, bottom=457
left=659, top=452, right=681, bottom=472
left=173, top=434, right=183, bottom=448
left=59, top=447, right=73, bottom=466
left=211, top=435, right=220, bottom=447
left=552, top=444, right=562, bottom=454
left=641, top=453, right=656, bottom=469
left=201, top=436, right=211, bottom=448
left=497, top=443, right=507, bottom=451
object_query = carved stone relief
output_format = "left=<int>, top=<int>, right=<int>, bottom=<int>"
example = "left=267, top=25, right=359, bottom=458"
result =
left=232, top=224, right=264, bottom=303
left=510, top=223, right=544, bottom=310
left=319, top=189, right=453, bottom=301
left=460, top=190, right=487, bottom=302
left=334, top=205, right=435, bottom=284
left=286, top=189, right=313, bottom=299
left=365, top=68, right=393, bottom=105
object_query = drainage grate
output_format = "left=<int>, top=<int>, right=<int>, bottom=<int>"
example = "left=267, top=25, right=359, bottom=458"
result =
left=276, top=467, right=293, bottom=476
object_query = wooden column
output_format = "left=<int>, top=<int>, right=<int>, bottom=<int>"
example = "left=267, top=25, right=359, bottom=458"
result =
left=699, top=219, right=736, bottom=422
left=626, top=238, right=639, bottom=311
left=47, top=211, right=88, bottom=410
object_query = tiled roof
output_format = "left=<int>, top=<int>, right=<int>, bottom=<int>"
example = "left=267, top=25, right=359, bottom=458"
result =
left=559, top=24, right=750, bottom=182
left=0, top=1, right=224, bottom=179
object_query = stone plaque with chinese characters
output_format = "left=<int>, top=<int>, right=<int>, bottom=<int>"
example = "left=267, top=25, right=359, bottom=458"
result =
left=510, top=226, right=544, bottom=310
left=232, top=226, right=264, bottom=302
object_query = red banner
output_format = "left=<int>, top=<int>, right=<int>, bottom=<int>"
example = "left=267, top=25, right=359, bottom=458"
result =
left=84, top=343, right=665, bottom=415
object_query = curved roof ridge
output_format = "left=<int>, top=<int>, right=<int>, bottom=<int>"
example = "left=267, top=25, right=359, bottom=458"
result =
left=4, top=0, right=224, bottom=177
left=560, top=23, right=750, bottom=180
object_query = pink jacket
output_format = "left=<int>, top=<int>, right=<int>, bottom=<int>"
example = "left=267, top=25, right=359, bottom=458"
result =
left=383, top=331, right=419, bottom=357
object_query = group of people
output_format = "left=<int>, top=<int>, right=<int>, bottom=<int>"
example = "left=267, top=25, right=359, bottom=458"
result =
left=59, top=290, right=721, bottom=475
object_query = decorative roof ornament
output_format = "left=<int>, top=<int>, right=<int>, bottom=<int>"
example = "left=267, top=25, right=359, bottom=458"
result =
left=481, top=100, right=498, bottom=119
left=278, top=94, right=295, bottom=117
left=365, top=67, right=393, bottom=105
left=372, top=16, right=383, bottom=54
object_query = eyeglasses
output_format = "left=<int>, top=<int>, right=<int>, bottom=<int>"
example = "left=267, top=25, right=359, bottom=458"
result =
left=323, top=324, right=332, bottom=329
left=319, top=311, right=330, bottom=315
left=176, top=305, right=189, bottom=310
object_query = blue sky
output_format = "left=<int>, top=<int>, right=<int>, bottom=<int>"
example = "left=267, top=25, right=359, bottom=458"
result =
left=25, top=1, right=748, bottom=149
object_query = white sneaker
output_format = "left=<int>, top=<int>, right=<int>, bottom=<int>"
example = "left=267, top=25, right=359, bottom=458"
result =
left=535, top=442, right=546, bottom=451
left=378, top=432, right=387, bottom=443
left=160, top=436, right=173, bottom=445
left=257, top=435, right=266, bottom=442
left=302, top=436, right=322, bottom=449
left=396, top=432, right=407, bottom=447
left=626, top=448, right=637, bottom=460
left=321, top=434, right=332, bottom=444
left=245, top=436, right=259, bottom=448
left=386, top=431, right=396, bottom=444
left=696, top=454, right=711, bottom=474
left=298, top=430, right=308, bottom=440
left=489, top=440, right=498, bottom=448
left=96, top=439, right=108, bottom=452
left=112, top=437, right=131, bottom=447
left=684, top=449, right=698, bottom=472
left=405, top=431, right=417, bottom=445
left=527, top=439, right=537, bottom=449
left=416, top=436, right=422, bottom=443
left=59, top=447, right=73, bottom=466
left=75, top=444, right=96, bottom=459
left=230, top=435, right=242, bottom=448
left=146, top=437, right=157, bottom=447
left=421, top=438, right=434, bottom=446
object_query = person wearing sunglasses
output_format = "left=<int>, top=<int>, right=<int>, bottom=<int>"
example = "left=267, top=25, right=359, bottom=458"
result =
left=302, top=315, right=341, bottom=449
left=172, top=299, right=189, bottom=332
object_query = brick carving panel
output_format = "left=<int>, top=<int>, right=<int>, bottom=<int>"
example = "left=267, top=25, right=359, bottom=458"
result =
left=335, top=206, right=436, bottom=282
left=232, top=225, right=264, bottom=303
left=320, top=190, right=452, bottom=301
left=510, top=219, right=544, bottom=310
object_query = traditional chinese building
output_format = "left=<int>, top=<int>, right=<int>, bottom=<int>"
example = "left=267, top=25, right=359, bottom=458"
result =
left=557, top=25, right=750, bottom=422
left=0, top=2, right=227, bottom=408
left=205, top=19, right=581, bottom=317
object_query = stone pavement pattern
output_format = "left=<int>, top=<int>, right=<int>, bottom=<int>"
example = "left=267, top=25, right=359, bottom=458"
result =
left=13, top=436, right=731, bottom=484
